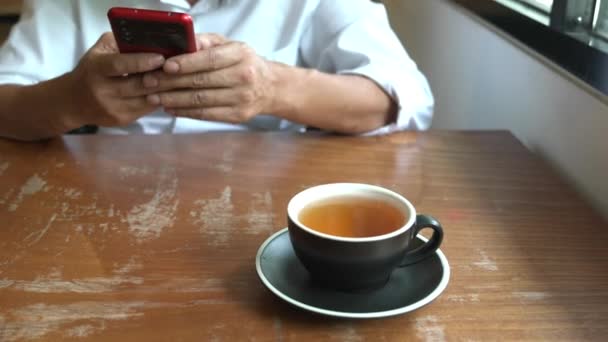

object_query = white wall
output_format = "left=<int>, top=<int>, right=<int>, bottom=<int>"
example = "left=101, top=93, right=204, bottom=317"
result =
left=384, top=0, right=608, bottom=219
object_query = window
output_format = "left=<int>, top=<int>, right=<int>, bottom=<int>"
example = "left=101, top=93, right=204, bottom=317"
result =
left=520, top=0, right=553, bottom=12
left=597, top=0, right=608, bottom=39
left=494, top=0, right=552, bottom=25
left=504, top=0, right=608, bottom=52
left=453, top=0, right=608, bottom=96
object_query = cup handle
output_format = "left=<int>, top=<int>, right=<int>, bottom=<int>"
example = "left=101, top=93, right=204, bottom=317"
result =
left=400, top=215, right=444, bottom=266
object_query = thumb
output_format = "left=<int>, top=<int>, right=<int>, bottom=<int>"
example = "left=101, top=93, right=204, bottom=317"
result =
left=196, top=33, right=229, bottom=50
left=93, top=32, right=120, bottom=54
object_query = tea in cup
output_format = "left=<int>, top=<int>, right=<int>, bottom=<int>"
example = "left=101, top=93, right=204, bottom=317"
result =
left=287, top=183, right=443, bottom=292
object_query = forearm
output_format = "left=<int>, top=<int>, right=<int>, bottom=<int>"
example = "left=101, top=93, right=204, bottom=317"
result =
left=0, top=73, right=80, bottom=141
left=269, top=63, right=396, bottom=134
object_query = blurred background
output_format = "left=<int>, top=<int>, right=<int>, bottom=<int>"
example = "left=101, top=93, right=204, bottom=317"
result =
left=0, top=0, right=19, bottom=40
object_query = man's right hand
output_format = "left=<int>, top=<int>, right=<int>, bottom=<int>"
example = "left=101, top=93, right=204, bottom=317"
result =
left=66, top=32, right=165, bottom=128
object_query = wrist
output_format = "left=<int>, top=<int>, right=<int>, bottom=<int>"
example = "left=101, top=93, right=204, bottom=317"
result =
left=54, top=71, right=89, bottom=131
left=265, top=61, right=302, bottom=118
left=0, top=72, right=91, bottom=141
left=12, top=75, right=81, bottom=137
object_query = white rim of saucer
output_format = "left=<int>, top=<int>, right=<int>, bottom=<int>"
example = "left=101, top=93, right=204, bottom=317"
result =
left=255, top=228, right=451, bottom=319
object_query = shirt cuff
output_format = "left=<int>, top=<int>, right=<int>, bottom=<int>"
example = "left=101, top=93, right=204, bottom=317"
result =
left=337, top=63, right=434, bottom=136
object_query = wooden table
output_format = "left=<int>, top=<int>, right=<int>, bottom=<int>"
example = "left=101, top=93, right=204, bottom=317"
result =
left=0, top=131, right=606, bottom=341
left=0, top=0, right=21, bottom=16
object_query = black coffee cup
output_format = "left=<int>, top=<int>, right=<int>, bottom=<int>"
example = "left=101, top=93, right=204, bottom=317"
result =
left=287, top=183, right=443, bottom=292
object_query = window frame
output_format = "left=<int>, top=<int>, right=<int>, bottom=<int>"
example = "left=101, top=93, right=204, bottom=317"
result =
left=451, top=0, right=608, bottom=97
left=517, top=0, right=553, bottom=13
left=596, top=0, right=608, bottom=39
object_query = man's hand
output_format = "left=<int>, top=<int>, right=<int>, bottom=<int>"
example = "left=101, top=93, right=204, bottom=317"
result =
left=67, top=32, right=165, bottom=127
left=142, top=34, right=277, bottom=124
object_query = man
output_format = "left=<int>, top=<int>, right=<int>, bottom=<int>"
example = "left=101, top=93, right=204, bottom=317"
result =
left=0, top=0, right=433, bottom=141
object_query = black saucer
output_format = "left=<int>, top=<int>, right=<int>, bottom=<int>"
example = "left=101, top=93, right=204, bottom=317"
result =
left=256, top=228, right=450, bottom=319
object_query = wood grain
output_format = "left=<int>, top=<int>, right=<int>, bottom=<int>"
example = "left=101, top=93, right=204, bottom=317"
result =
left=0, top=131, right=606, bottom=341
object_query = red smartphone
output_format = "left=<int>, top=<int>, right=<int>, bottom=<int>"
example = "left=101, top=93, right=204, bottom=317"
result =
left=107, top=7, right=197, bottom=58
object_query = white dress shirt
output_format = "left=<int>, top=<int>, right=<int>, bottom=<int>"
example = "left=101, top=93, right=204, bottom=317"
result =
left=0, top=0, right=434, bottom=135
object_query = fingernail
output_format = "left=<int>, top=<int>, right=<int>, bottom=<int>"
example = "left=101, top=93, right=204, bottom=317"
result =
left=199, top=38, right=210, bottom=49
left=147, top=94, right=161, bottom=106
left=143, top=74, right=158, bottom=88
left=164, top=60, right=180, bottom=73
left=151, top=55, right=165, bottom=67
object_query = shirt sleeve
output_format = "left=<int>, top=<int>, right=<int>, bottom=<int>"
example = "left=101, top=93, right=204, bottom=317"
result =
left=299, top=0, right=434, bottom=134
left=0, top=0, right=79, bottom=85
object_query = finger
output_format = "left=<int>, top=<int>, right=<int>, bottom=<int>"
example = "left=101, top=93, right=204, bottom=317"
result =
left=96, top=53, right=165, bottom=77
left=164, top=41, right=249, bottom=74
left=143, top=67, right=245, bottom=90
left=168, top=106, right=240, bottom=123
left=123, top=97, right=159, bottom=115
left=195, top=33, right=229, bottom=50
left=93, top=32, right=120, bottom=54
left=113, top=75, right=157, bottom=97
left=147, top=88, right=243, bottom=108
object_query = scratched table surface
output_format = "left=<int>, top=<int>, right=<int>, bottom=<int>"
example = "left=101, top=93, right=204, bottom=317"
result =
left=0, top=131, right=606, bottom=341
